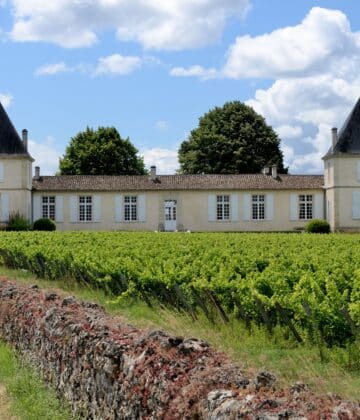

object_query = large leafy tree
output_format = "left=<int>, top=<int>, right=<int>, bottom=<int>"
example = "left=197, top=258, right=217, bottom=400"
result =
left=59, top=127, right=146, bottom=175
left=178, top=101, right=287, bottom=174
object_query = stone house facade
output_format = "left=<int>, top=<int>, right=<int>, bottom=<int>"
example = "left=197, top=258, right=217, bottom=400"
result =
left=1, top=100, right=360, bottom=232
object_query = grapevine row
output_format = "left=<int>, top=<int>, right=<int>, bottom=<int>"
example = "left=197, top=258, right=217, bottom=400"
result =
left=0, top=231, right=359, bottom=345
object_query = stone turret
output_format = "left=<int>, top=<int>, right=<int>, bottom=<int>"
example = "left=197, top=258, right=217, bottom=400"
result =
left=0, top=103, right=34, bottom=223
left=323, top=98, right=360, bottom=231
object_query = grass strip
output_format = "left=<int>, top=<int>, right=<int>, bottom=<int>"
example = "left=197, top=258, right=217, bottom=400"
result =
left=0, top=340, right=75, bottom=420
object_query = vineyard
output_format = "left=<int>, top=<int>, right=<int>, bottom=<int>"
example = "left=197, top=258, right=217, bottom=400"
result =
left=0, top=231, right=359, bottom=346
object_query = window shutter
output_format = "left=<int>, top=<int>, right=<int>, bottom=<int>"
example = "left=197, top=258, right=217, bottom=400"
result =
left=115, top=195, right=123, bottom=222
left=70, top=196, right=78, bottom=222
left=55, top=196, right=63, bottom=222
left=290, top=194, right=298, bottom=221
left=352, top=191, right=360, bottom=219
left=357, top=161, right=360, bottom=182
left=0, top=162, right=4, bottom=183
left=266, top=193, right=274, bottom=220
left=138, top=194, right=146, bottom=222
left=314, top=193, right=324, bottom=219
left=242, top=193, right=251, bottom=221
left=230, top=194, right=239, bottom=222
left=93, top=195, right=101, bottom=222
left=33, top=195, right=41, bottom=221
left=1, top=193, right=9, bottom=222
left=208, top=195, right=216, bottom=222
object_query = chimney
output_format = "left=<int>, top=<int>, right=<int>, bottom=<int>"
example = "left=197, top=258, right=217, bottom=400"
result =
left=22, top=129, right=28, bottom=150
left=34, top=166, right=40, bottom=180
left=271, top=165, right=278, bottom=179
left=150, top=165, right=156, bottom=181
left=262, top=167, right=270, bottom=175
left=331, top=127, right=338, bottom=150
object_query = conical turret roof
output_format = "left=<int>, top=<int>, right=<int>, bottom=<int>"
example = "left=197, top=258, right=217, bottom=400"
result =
left=0, top=102, right=31, bottom=156
left=324, top=98, right=360, bottom=158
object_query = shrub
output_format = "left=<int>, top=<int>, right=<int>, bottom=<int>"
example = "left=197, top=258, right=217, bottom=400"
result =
left=6, top=212, right=31, bottom=231
left=305, top=219, right=330, bottom=234
left=33, top=218, right=56, bottom=231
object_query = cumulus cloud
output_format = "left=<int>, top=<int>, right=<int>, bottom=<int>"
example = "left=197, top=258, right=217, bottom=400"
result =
left=35, top=62, right=72, bottom=76
left=234, top=7, right=360, bottom=174
left=9, top=0, right=251, bottom=50
left=170, top=65, right=218, bottom=80
left=223, top=8, right=360, bottom=79
left=275, top=125, right=302, bottom=139
left=141, top=147, right=179, bottom=174
left=0, top=93, right=12, bottom=108
left=247, top=75, right=360, bottom=173
left=94, top=54, right=142, bottom=76
left=28, top=136, right=62, bottom=175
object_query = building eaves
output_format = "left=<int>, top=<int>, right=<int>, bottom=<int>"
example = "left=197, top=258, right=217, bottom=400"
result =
left=32, top=174, right=324, bottom=192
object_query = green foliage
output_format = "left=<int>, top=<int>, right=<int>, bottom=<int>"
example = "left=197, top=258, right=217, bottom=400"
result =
left=0, top=341, right=75, bottom=419
left=178, top=101, right=287, bottom=174
left=59, top=126, right=146, bottom=175
left=33, top=218, right=56, bottom=231
left=0, top=232, right=358, bottom=347
left=6, top=212, right=31, bottom=231
left=305, top=219, right=330, bottom=233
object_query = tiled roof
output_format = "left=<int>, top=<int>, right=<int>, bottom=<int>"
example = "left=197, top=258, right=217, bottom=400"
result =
left=324, top=98, right=360, bottom=157
left=33, top=174, right=324, bottom=192
left=0, top=102, right=31, bottom=156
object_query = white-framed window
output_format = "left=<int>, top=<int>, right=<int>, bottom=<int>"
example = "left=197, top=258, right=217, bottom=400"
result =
left=252, top=195, right=265, bottom=220
left=42, top=196, right=56, bottom=220
left=216, top=195, right=230, bottom=220
left=124, top=195, right=138, bottom=221
left=79, top=196, right=92, bottom=222
left=299, top=194, right=313, bottom=220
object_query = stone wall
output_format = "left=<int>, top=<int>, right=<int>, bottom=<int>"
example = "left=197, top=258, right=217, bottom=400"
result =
left=0, top=278, right=359, bottom=419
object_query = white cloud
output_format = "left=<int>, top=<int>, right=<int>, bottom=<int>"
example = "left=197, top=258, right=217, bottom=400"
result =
left=35, top=62, right=72, bottom=76
left=9, top=0, right=251, bottom=50
left=247, top=75, right=360, bottom=173
left=155, top=120, right=168, bottom=132
left=28, top=136, right=61, bottom=175
left=275, top=125, right=302, bottom=139
left=232, top=7, right=360, bottom=174
left=94, top=54, right=142, bottom=76
left=223, top=7, right=360, bottom=79
left=170, top=65, right=218, bottom=80
left=141, top=147, right=179, bottom=174
left=0, top=93, right=13, bottom=108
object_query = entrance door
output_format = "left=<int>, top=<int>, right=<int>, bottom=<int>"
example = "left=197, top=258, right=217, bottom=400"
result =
left=164, top=200, right=177, bottom=231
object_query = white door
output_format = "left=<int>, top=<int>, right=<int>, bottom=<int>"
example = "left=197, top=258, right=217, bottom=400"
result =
left=164, top=200, right=177, bottom=231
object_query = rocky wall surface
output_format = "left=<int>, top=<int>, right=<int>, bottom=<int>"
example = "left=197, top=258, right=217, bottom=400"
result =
left=0, top=278, right=359, bottom=419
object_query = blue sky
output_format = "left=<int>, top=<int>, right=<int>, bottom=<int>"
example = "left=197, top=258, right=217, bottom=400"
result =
left=1, top=0, right=360, bottom=174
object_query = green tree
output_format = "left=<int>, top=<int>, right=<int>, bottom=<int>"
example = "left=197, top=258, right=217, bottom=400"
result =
left=178, top=101, right=287, bottom=174
left=59, top=127, right=146, bottom=175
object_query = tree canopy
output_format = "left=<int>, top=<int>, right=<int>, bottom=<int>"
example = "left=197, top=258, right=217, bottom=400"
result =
left=178, top=101, right=287, bottom=174
left=59, top=127, right=146, bottom=175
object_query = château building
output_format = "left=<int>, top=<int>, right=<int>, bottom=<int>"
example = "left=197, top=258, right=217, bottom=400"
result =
left=1, top=99, right=360, bottom=232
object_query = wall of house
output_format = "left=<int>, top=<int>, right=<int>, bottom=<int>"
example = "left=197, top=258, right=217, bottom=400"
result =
left=181, top=189, right=324, bottom=232
left=33, top=189, right=325, bottom=232
left=0, top=157, right=32, bottom=222
left=323, top=156, right=360, bottom=231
